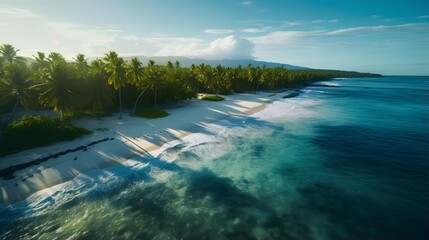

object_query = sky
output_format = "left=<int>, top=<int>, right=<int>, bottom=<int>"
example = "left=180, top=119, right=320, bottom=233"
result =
left=1, top=0, right=428, bottom=75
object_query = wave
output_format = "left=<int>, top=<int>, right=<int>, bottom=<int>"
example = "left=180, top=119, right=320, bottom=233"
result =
left=311, top=81, right=342, bottom=87
left=0, top=87, right=324, bottom=216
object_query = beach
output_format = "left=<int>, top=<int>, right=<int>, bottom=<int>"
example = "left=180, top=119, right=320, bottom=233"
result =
left=0, top=91, right=287, bottom=204
left=1, top=77, right=428, bottom=239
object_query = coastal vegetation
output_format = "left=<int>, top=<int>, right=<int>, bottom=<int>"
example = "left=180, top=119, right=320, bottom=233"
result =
left=0, top=43, right=380, bottom=155
left=202, top=95, right=225, bottom=101
left=0, top=115, right=91, bottom=156
left=135, top=109, right=170, bottom=119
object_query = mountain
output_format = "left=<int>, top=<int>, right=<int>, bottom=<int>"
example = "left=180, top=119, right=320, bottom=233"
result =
left=124, top=56, right=308, bottom=70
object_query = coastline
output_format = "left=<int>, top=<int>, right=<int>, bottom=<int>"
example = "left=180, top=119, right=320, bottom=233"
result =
left=0, top=91, right=290, bottom=204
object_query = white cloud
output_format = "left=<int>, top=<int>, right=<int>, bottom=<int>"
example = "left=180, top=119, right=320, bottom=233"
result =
left=203, top=28, right=235, bottom=34
left=248, top=23, right=429, bottom=51
left=241, top=1, right=253, bottom=6
left=144, top=37, right=203, bottom=57
left=203, top=35, right=254, bottom=59
left=242, top=28, right=266, bottom=33
left=282, top=21, right=305, bottom=27
left=80, top=36, right=148, bottom=57
left=312, top=19, right=338, bottom=23
left=149, top=35, right=254, bottom=59
left=0, top=6, right=39, bottom=18
left=250, top=31, right=321, bottom=45
left=325, top=23, right=429, bottom=36
left=48, top=22, right=121, bottom=42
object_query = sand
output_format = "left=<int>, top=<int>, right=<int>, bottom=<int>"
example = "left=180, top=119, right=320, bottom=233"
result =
left=0, top=91, right=287, bottom=204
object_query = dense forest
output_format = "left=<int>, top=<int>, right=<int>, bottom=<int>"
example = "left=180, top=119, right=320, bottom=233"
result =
left=0, top=43, right=380, bottom=153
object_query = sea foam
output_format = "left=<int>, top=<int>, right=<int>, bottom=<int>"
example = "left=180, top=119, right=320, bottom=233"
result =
left=1, top=88, right=318, bottom=216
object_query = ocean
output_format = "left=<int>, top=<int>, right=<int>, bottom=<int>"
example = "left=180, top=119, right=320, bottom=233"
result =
left=1, top=76, right=428, bottom=239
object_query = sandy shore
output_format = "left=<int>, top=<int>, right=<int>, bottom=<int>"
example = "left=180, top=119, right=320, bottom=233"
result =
left=0, top=91, right=288, bottom=204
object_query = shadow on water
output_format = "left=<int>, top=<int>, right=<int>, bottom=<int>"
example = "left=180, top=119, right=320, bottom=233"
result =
left=0, top=164, right=312, bottom=239
left=107, top=168, right=309, bottom=239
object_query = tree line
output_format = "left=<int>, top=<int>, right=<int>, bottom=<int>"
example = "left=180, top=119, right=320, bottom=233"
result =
left=0, top=43, right=381, bottom=133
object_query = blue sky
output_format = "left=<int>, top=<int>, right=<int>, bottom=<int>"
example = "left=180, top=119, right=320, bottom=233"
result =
left=1, top=0, right=428, bottom=75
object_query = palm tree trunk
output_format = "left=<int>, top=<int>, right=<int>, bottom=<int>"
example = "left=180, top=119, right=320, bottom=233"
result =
left=153, top=87, right=158, bottom=109
left=0, top=117, right=5, bottom=142
left=97, top=100, right=102, bottom=120
left=132, top=85, right=149, bottom=116
left=119, top=86, right=123, bottom=119
left=60, top=108, right=65, bottom=136
left=8, top=95, right=20, bottom=123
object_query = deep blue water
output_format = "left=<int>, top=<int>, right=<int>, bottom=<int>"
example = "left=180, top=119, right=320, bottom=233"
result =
left=1, top=76, right=428, bottom=239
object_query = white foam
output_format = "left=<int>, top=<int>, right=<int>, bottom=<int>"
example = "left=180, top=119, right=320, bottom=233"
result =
left=251, top=94, right=321, bottom=122
left=2, top=87, right=325, bottom=215
left=317, top=81, right=341, bottom=87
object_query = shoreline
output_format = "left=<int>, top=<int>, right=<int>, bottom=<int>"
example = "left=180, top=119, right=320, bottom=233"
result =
left=0, top=91, right=289, bottom=204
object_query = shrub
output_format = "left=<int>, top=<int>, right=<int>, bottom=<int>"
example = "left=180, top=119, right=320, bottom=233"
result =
left=135, top=109, right=170, bottom=119
left=201, top=95, right=225, bottom=101
left=0, top=115, right=91, bottom=156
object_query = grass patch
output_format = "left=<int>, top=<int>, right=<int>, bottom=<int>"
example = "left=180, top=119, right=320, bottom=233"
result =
left=94, top=128, right=109, bottom=132
left=135, top=109, right=170, bottom=119
left=201, top=95, right=225, bottom=101
left=0, top=115, right=91, bottom=157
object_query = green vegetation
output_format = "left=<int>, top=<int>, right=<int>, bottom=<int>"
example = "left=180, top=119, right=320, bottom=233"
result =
left=0, top=43, right=381, bottom=155
left=135, top=109, right=170, bottom=119
left=0, top=115, right=91, bottom=156
left=202, top=95, right=225, bottom=101
left=94, top=128, right=109, bottom=132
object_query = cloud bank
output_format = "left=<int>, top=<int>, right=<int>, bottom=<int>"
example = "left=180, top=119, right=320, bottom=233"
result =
left=150, top=35, right=255, bottom=59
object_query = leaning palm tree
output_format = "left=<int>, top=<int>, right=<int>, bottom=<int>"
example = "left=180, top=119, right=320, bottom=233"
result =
left=0, top=63, right=36, bottom=122
left=0, top=44, right=27, bottom=65
left=144, top=60, right=164, bottom=109
left=34, top=61, right=80, bottom=135
left=126, top=57, right=148, bottom=116
left=86, top=59, right=115, bottom=119
left=103, top=51, right=128, bottom=119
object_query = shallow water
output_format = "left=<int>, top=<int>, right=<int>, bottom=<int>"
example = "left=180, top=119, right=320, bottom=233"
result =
left=1, top=76, right=428, bottom=239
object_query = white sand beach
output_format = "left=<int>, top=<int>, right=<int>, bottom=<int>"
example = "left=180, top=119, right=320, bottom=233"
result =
left=0, top=91, right=288, bottom=204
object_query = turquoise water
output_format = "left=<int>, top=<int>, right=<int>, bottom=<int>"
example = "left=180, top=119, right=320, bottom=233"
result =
left=1, top=76, right=428, bottom=239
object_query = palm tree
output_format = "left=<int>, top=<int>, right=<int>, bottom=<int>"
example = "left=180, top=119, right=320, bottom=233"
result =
left=144, top=60, right=164, bottom=109
left=31, top=52, right=49, bottom=71
left=86, top=59, right=115, bottom=119
left=48, top=52, right=65, bottom=63
left=73, top=53, right=89, bottom=79
left=103, top=51, right=128, bottom=119
left=0, top=44, right=27, bottom=65
left=0, top=63, right=36, bottom=122
left=212, top=65, right=230, bottom=95
left=127, top=57, right=144, bottom=85
left=195, top=63, right=214, bottom=94
left=34, top=61, right=80, bottom=135
left=126, top=57, right=148, bottom=116
left=31, top=52, right=50, bottom=82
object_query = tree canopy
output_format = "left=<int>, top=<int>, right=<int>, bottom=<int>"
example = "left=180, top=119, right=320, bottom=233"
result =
left=0, top=43, right=381, bottom=127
